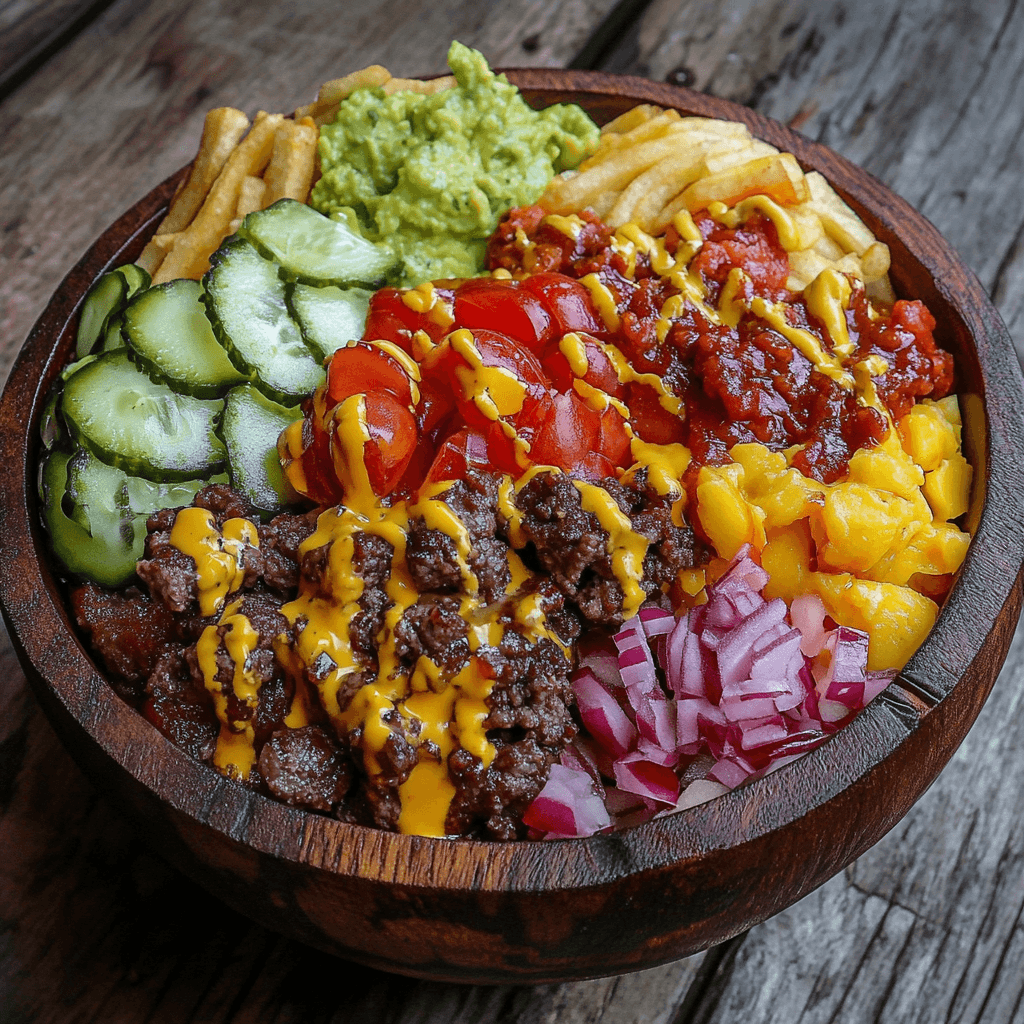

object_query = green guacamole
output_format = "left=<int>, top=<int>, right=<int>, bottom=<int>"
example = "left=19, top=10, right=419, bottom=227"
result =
left=311, top=41, right=599, bottom=285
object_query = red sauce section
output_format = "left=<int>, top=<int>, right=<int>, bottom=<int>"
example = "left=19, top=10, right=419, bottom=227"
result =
left=487, top=205, right=954, bottom=483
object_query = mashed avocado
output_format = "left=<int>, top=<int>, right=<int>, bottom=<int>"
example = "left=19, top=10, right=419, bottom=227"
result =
left=311, top=41, right=599, bottom=285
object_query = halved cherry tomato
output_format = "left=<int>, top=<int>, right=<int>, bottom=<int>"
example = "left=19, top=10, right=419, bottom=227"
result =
left=453, top=279, right=554, bottom=354
left=542, top=332, right=624, bottom=397
left=422, top=428, right=494, bottom=488
left=520, top=272, right=606, bottom=337
left=354, top=390, right=419, bottom=496
left=423, top=328, right=553, bottom=435
left=363, top=286, right=455, bottom=352
left=529, top=392, right=601, bottom=471
left=596, top=405, right=633, bottom=466
left=326, top=341, right=417, bottom=407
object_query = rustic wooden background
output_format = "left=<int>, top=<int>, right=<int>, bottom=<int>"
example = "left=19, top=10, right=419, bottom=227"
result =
left=2, top=0, right=1024, bottom=1020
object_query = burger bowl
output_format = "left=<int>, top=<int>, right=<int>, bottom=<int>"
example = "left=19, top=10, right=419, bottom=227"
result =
left=1, top=70, right=1022, bottom=985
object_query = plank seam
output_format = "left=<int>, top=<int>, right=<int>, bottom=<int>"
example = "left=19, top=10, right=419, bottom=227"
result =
left=667, top=936, right=747, bottom=1024
left=568, top=0, right=657, bottom=71
left=0, top=0, right=121, bottom=105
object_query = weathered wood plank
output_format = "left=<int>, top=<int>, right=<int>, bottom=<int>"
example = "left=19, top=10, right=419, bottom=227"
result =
left=0, top=0, right=108, bottom=98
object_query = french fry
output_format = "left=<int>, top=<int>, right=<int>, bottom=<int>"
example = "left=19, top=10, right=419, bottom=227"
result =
left=607, top=152, right=705, bottom=230
left=383, top=75, right=455, bottom=95
left=236, top=175, right=267, bottom=219
left=600, top=104, right=662, bottom=135
left=860, top=241, right=891, bottom=283
left=296, top=64, right=392, bottom=123
left=262, top=119, right=318, bottom=206
left=679, top=153, right=809, bottom=213
left=541, top=132, right=699, bottom=213
left=154, top=111, right=284, bottom=283
left=805, top=171, right=875, bottom=255
left=138, top=106, right=251, bottom=276
left=703, top=138, right=778, bottom=175
left=160, top=107, right=251, bottom=235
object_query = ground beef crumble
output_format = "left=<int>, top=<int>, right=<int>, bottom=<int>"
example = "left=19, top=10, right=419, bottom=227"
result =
left=71, top=471, right=703, bottom=838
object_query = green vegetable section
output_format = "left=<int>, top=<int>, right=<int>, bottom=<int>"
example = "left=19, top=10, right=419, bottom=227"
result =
left=42, top=196, right=384, bottom=584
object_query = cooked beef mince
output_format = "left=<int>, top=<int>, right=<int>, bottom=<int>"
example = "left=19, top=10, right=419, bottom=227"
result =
left=72, top=468, right=699, bottom=839
left=258, top=725, right=353, bottom=813
left=142, top=649, right=218, bottom=763
left=406, top=472, right=512, bottom=603
left=511, top=469, right=704, bottom=625
left=69, top=583, right=182, bottom=699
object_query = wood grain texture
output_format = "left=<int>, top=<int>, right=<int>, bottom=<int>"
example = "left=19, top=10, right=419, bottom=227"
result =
left=0, top=0, right=110, bottom=98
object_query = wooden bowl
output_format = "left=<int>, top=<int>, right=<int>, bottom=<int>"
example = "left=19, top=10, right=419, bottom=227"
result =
left=1, top=70, right=1022, bottom=986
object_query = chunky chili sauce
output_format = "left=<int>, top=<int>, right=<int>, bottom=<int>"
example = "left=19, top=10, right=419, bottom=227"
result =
left=484, top=206, right=954, bottom=483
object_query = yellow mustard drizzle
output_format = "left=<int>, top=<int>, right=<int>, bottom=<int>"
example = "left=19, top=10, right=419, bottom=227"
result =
left=169, top=507, right=259, bottom=618
left=400, top=282, right=455, bottom=331
left=197, top=599, right=261, bottom=780
left=804, top=268, right=854, bottom=357
left=542, top=213, right=585, bottom=240
left=748, top=296, right=856, bottom=389
left=447, top=328, right=527, bottom=421
left=572, top=479, right=649, bottom=618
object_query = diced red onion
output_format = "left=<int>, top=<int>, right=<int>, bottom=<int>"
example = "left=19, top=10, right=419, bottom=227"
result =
left=522, top=764, right=612, bottom=838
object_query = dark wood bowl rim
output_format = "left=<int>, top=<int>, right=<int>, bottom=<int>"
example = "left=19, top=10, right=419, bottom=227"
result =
left=1, top=69, right=1022, bottom=896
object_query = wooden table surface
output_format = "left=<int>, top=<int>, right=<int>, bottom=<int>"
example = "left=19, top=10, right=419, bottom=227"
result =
left=2, top=0, right=1024, bottom=1020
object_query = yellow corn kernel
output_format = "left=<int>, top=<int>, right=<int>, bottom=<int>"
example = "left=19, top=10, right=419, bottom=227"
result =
left=923, top=453, right=972, bottom=522
left=812, top=574, right=938, bottom=670
left=696, top=466, right=766, bottom=559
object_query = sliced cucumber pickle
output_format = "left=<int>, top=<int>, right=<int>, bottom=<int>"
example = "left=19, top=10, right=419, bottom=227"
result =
left=222, top=385, right=301, bottom=514
left=123, top=278, right=247, bottom=397
left=288, top=282, right=372, bottom=361
left=42, top=447, right=220, bottom=587
left=75, top=272, right=127, bottom=359
left=239, top=198, right=397, bottom=288
left=203, top=238, right=326, bottom=403
left=75, top=264, right=152, bottom=359
left=61, top=349, right=226, bottom=480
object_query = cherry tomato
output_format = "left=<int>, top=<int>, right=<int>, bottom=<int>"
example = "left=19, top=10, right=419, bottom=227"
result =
left=423, top=328, right=552, bottom=435
left=453, top=279, right=554, bottom=354
left=529, top=392, right=601, bottom=471
left=326, top=341, right=417, bottom=407
left=596, top=405, right=633, bottom=467
left=423, top=428, right=494, bottom=487
left=353, top=390, right=419, bottom=496
left=363, top=286, right=455, bottom=352
left=542, top=333, right=624, bottom=397
left=520, top=272, right=606, bottom=337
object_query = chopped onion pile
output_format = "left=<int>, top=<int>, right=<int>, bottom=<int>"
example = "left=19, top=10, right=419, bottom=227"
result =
left=523, top=547, right=896, bottom=839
